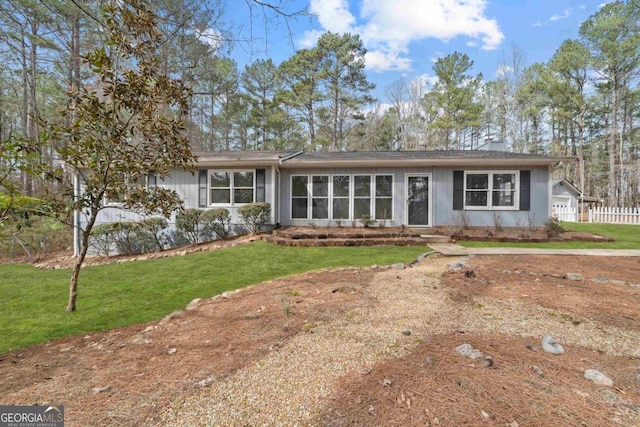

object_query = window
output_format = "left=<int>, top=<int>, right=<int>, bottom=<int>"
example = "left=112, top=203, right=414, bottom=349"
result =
left=105, top=173, right=155, bottom=206
left=209, top=170, right=255, bottom=205
left=312, top=176, right=329, bottom=219
left=290, top=174, right=395, bottom=221
left=291, top=175, right=309, bottom=219
left=353, top=175, right=371, bottom=219
left=332, top=175, right=350, bottom=220
left=464, top=171, right=518, bottom=209
left=375, top=175, right=393, bottom=220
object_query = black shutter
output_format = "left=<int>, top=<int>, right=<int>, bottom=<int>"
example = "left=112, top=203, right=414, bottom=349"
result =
left=453, top=170, right=464, bottom=210
left=198, top=169, right=208, bottom=207
left=519, top=170, right=530, bottom=211
left=256, top=169, right=266, bottom=203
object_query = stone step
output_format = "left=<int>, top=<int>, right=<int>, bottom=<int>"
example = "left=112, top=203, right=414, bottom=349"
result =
left=262, top=235, right=449, bottom=247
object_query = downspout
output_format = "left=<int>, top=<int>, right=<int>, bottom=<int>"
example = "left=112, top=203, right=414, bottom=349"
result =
left=276, top=151, right=303, bottom=226
left=275, top=166, right=281, bottom=225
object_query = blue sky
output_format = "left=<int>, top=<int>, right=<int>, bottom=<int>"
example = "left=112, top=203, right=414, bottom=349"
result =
left=226, top=0, right=611, bottom=100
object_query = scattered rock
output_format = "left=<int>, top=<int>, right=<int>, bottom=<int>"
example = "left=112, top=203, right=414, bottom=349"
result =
left=59, top=346, right=74, bottom=353
left=167, top=348, right=177, bottom=355
left=525, top=344, right=537, bottom=351
left=565, top=273, right=584, bottom=281
left=391, top=263, right=405, bottom=270
left=532, top=366, right=544, bottom=376
left=464, top=270, right=476, bottom=278
left=542, top=335, right=564, bottom=355
left=195, top=375, right=216, bottom=388
left=483, top=357, right=494, bottom=367
left=636, top=374, right=640, bottom=384
left=158, top=310, right=182, bottom=325
left=599, top=389, right=617, bottom=403
left=132, top=333, right=152, bottom=345
left=221, top=291, right=233, bottom=299
left=185, top=298, right=201, bottom=311
left=359, top=368, right=372, bottom=376
left=509, top=422, right=519, bottom=427
left=91, top=385, right=112, bottom=395
left=382, top=379, right=393, bottom=387
left=143, top=325, right=155, bottom=333
left=455, top=343, right=484, bottom=360
left=401, top=330, right=411, bottom=336
left=481, top=409, right=489, bottom=419
left=584, top=369, right=613, bottom=386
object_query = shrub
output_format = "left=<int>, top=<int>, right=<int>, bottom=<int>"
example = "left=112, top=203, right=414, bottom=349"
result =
left=140, top=217, right=169, bottom=251
left=360, top=215, right=374, bottom=228
left=238, top=203, right=271, bottom=234
left=202, top=208, right=231, bottom=239
left=544, top=216, right=564, bottom=238
left=89, top=223, right=117, bottom=257
left=176, top=208, right=205, bottom=244
left=111, top=221, right=156, bottom=255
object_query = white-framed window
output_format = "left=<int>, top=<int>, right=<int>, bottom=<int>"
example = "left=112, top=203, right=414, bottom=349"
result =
left=332, top=175, right=350, bottom=220
left=290, top=174, right=393, bottom=221
left=209, top=170, right=255, bottom=205
left=353, top=175, right=372, bottom=219
left=291, top=175, right=309, bottom=219
left=105, top=173, right=157, bottom=206
left=311, top=175, right=329, bottom=219
left=464, top=171, right=518, bottom=210
left=374, top=175, right=393, bottom=220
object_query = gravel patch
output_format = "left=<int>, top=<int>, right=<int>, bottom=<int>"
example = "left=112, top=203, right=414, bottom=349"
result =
left=155, top=254, right=640, bottom=426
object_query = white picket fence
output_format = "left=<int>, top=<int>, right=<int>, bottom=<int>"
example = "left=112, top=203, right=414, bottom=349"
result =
left=588, top=207, right=640, bottom=225
left=553, top=206, right=578, bottom=222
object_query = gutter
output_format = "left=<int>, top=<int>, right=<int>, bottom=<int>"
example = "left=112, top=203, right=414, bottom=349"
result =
left=279, top=157, right=575, bottom=168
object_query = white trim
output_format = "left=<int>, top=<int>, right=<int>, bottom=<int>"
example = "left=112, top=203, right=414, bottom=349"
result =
left=463, top=170, right=519, bottom=211
left=373, top=174, right=394, bottom=221
left=208, top=169, right=256, bottom=207
left=405, top=173, right=432, bottom=226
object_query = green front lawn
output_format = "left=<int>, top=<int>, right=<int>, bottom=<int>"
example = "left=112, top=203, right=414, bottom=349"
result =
left=0, top=242, right=429, bottom=354
left=460, top=222, right=640, bottom=249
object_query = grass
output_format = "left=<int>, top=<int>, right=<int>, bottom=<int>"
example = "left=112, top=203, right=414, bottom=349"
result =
left=0, top=241, right=429, bottom=354
left=459, top=222, right=640, bottom=249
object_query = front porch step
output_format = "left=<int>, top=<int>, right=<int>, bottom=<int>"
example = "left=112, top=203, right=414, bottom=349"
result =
left=420, top=234, right=452, bottom=243
left=262, top=235, right=450, bottom=247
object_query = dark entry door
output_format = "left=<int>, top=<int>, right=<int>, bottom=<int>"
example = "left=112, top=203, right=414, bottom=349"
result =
left=407, top=175, right=430, bottom=226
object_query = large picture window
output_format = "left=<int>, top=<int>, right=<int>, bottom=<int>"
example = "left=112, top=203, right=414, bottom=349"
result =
left=291, top=175, right=309, bottom=219
left=353, top=175, right=371, bottom=219
left=209, top=170, right=255, bottom=205
left=464, top=171, right=518, bottom=210
left=312, top=176, right=329, bottom=219
left=332, top=175, right=350, bottom=220
left=375, top=175, right=393, bottom=220
left=291, top=174, right=394, bottom=220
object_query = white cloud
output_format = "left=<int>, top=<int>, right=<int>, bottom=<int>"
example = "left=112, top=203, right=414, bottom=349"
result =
left=549, top=8, right=572, bottom=22
left=304, top=0, right=504, bottom=73
left=366, top=49, right=412, bottom=72
left=199, top=28, right=222, bottom=50
left=495, top=64, right=513, bottom=78
left=532, top=22, right=543, bottom=28
left=430, top=51, right=445, bottom=63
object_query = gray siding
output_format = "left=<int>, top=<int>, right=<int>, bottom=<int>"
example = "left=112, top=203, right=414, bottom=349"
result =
left=83, top=165, right=276, bottom=229
left=279, top=165, right=551, bottom=228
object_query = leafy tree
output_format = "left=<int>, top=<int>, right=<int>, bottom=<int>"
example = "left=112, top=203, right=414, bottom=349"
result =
left=43, top=0, right=196, bottom=311
left=278, top=47, right=325, bottom=149
left=430, top=52, right=483, bottom=149
left=549, top=39, right=591, bottom=192
left=317, top=32, right=375, bottom=151
left=580, top=1, right=640, bottom=205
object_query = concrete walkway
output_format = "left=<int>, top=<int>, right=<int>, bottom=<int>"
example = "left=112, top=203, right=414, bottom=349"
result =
left=428, top=243, right=640, bottom=257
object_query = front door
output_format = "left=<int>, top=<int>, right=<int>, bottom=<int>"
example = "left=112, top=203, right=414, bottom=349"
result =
left=406, top=175, right=431, bottom=226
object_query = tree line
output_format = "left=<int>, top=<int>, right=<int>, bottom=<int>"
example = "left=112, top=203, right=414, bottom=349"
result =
left=2, top=1, right=640, bottom=207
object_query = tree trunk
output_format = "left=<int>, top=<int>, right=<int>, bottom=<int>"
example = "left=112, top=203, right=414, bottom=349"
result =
left=67, top=208, right=97, bottom=312
left=608, top=82, right=618, bottom=206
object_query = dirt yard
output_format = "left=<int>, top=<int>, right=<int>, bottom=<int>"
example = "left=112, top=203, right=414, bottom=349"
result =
left=1, top=253, right=639, bottom=426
